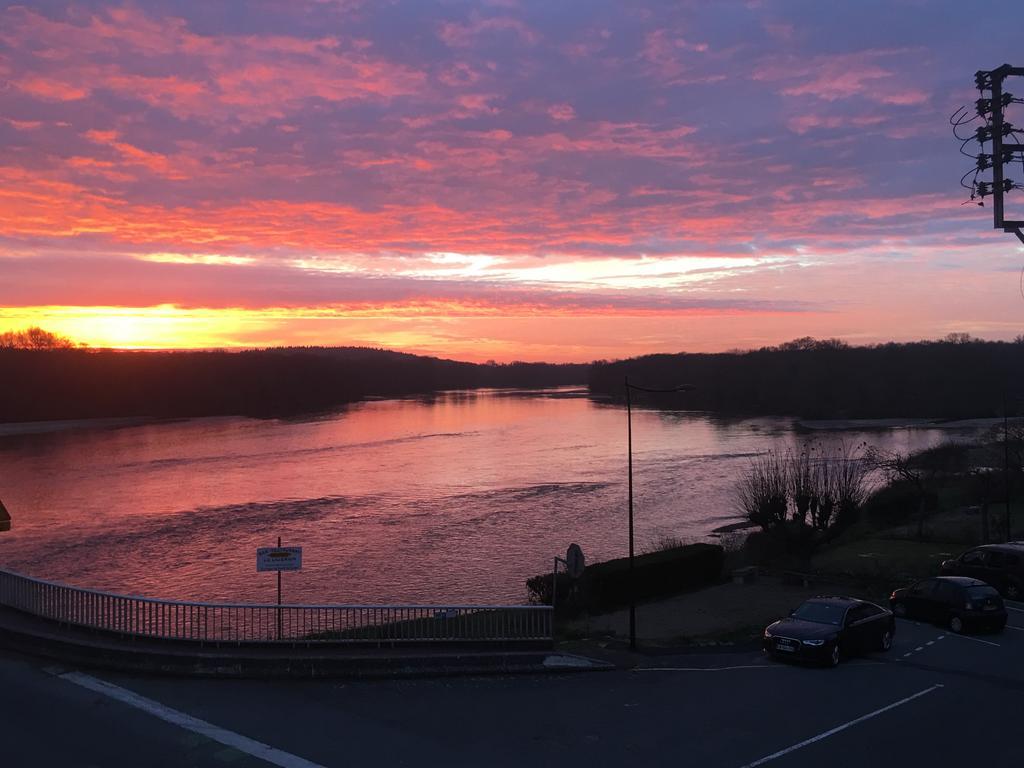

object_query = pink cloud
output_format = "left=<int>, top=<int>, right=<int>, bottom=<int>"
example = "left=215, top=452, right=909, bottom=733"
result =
left=547, top=103, right=576, bottom=122
left=438, top=14, right=539, bottom=48
left=753, top=49, right=931, bottom=106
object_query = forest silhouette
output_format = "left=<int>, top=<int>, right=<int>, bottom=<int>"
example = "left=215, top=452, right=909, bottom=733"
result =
left=588, top=336, right=1024, bottom=419
left=2, top=334, right=1023, bottom=423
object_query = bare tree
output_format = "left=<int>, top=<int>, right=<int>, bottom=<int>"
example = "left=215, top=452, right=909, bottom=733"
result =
left=736, top=451, right=789, bottom=531
left=788, top=449, right=814, bottom=525
left=864, top=444, right=963, bottom=540
left=832, top=442, right=871, bottom=530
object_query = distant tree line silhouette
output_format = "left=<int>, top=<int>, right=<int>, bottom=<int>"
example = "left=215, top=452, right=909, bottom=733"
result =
left=588, top=336, right=1024, bottom=419
left=5, top=330, right=1024, bottom=423
left=0, top=326, right=77, bottom=350
left=0, top=345, right=587, bottom=423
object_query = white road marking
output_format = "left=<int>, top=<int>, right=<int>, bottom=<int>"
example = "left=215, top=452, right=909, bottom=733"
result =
left=737, top=685, right=944, bottom=768
left=945, top=633, right=1001, bottom=648
left=1006, top=606, right=1024, bottom=613
left=56, top=671, right=327, bottom=768
left=925, top=641, right=935, bottom=646
left=637, top=665, right=779, bottom=672
left=1005, top=625, right=1024, bottom=632
left=914, top=646, right=923, bottom=652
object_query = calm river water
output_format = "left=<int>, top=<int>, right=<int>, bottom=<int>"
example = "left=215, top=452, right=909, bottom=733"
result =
left=0, top=388, right=977, bottom=604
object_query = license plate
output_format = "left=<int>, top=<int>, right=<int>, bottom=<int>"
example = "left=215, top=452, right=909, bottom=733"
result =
left=983, top=604, right=997, bottom=611
left=775, top=640, right=796, bottom=652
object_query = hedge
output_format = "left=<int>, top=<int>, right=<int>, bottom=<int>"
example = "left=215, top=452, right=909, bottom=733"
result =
left=527, top=542, right=724, bottom=614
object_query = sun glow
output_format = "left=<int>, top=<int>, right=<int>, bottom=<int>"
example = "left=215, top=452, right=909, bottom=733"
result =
left=0, top=306, right=270, bottom=349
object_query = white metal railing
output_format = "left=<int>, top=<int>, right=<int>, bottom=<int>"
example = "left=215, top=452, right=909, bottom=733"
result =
left=0, top=569, right=552, bottom=644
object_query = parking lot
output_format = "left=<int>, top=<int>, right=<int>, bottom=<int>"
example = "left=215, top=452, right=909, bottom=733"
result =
left=2, top=601, right=1022, bottom=767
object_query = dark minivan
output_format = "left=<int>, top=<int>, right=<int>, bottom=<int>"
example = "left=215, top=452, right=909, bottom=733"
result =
left=939, top=544, right=1024, bottom=600
left=890, top=576, right=1006, bottom=633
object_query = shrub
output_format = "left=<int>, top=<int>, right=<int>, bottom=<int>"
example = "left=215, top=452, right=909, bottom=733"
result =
left=863, top=480, right=937, bottom=526
left=583, top=543, right=724, bottom=610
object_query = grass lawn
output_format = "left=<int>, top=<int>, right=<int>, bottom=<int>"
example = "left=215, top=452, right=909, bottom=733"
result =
left=811, top=538, right=958, bottom=585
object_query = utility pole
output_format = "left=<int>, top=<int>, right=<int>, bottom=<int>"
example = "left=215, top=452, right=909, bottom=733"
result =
left=969, top=65, right=1024, bottom=244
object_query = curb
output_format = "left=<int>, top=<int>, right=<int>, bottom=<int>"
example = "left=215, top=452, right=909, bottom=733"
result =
left=0, top=611, right=613, bottom=680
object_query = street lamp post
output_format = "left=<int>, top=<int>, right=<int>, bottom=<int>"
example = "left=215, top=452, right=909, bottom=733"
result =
left=625, top=377, right=694, bottom=651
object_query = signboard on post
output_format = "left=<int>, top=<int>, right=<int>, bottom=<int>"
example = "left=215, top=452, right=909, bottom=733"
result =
left=0, top=498, right=10, bottom=532
left=566, top=543, right=585, bottom=578
left=257, top=546, right=302, bottom=572
left=259, top=539, right=301, bottom=640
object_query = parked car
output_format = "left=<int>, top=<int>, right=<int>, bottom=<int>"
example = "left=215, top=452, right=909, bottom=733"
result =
left=939, top=544, right=1024, bottom=600
left=890, top=576, right=1006, bottom=633
left=763, top=597, right=894, bottom=667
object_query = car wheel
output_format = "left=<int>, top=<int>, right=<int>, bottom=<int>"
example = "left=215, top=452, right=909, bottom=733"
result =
left=828, top=644, right=841, bottom=667
left=879, top=629, right=893, bottom=652
left=950, top=615, right=964, bottom=633
left=892, top=602, right=907, bottom=618
left=1005, top=582, right=1022, bottom=601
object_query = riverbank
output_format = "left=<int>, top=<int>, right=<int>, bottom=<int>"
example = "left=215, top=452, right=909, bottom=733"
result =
left=797, top=416, right=1024, bottom=431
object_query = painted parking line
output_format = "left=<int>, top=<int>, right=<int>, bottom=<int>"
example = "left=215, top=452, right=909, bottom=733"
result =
left=737, top=685, right=944, bottom=768
left=894, top=620, right=946, bottom=659
left=55, top=671, right=327, bottom=768
left=636, top=664, right=780, bottom=672
left=900, top=638, right=943, bottom=659
left=944, top=633, right=1001, bottom=648
left=636, top=660, right=886, bottom=672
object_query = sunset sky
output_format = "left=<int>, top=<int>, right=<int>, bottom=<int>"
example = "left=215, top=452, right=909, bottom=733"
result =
left=1, top=1, right=1023, bottom=362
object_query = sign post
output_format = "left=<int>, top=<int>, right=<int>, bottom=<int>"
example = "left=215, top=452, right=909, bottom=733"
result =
left=257, top=538, right=302, bottom=640
left=552, top=543, right=585, bottom=613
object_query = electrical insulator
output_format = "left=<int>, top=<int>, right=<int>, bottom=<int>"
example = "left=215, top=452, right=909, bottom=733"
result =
left=976, top=70, right=994, bottom=90
left=977, top=182, right=992, bottom=197
left=976, top=93, right=1015, bottom=117
left=976, top=124, right=1018, bottom=143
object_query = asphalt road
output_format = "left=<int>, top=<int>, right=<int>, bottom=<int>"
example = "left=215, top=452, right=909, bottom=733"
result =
left=4, top=601, right=1024, bottom=768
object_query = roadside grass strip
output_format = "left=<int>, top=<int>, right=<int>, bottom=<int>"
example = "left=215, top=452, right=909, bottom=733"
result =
left=737, top=684, right=944, bottom=768
left=55, top=671, right=327, bottom=768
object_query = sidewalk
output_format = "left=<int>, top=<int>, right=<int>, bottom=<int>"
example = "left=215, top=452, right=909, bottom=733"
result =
left=0, top=606, right=611, bottom=679
left=562, top=575, right=827, bottom=649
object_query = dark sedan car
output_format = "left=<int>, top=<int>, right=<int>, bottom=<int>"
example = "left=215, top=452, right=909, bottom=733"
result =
left=890, top=576, right=1006, bottom=633
left=763, top=597, right=895, bottom=667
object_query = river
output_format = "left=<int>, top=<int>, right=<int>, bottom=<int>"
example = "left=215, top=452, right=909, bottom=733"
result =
left=0, top=387, right=981, bottom=605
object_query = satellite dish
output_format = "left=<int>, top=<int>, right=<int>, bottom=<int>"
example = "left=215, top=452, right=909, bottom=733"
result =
left=566, top=543, right=585, bottom=579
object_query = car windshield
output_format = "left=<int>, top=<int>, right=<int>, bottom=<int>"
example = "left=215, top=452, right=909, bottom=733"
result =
left=791, top=602, right=845, bottom=625
left=967, top=586, right=1000, bottom=600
